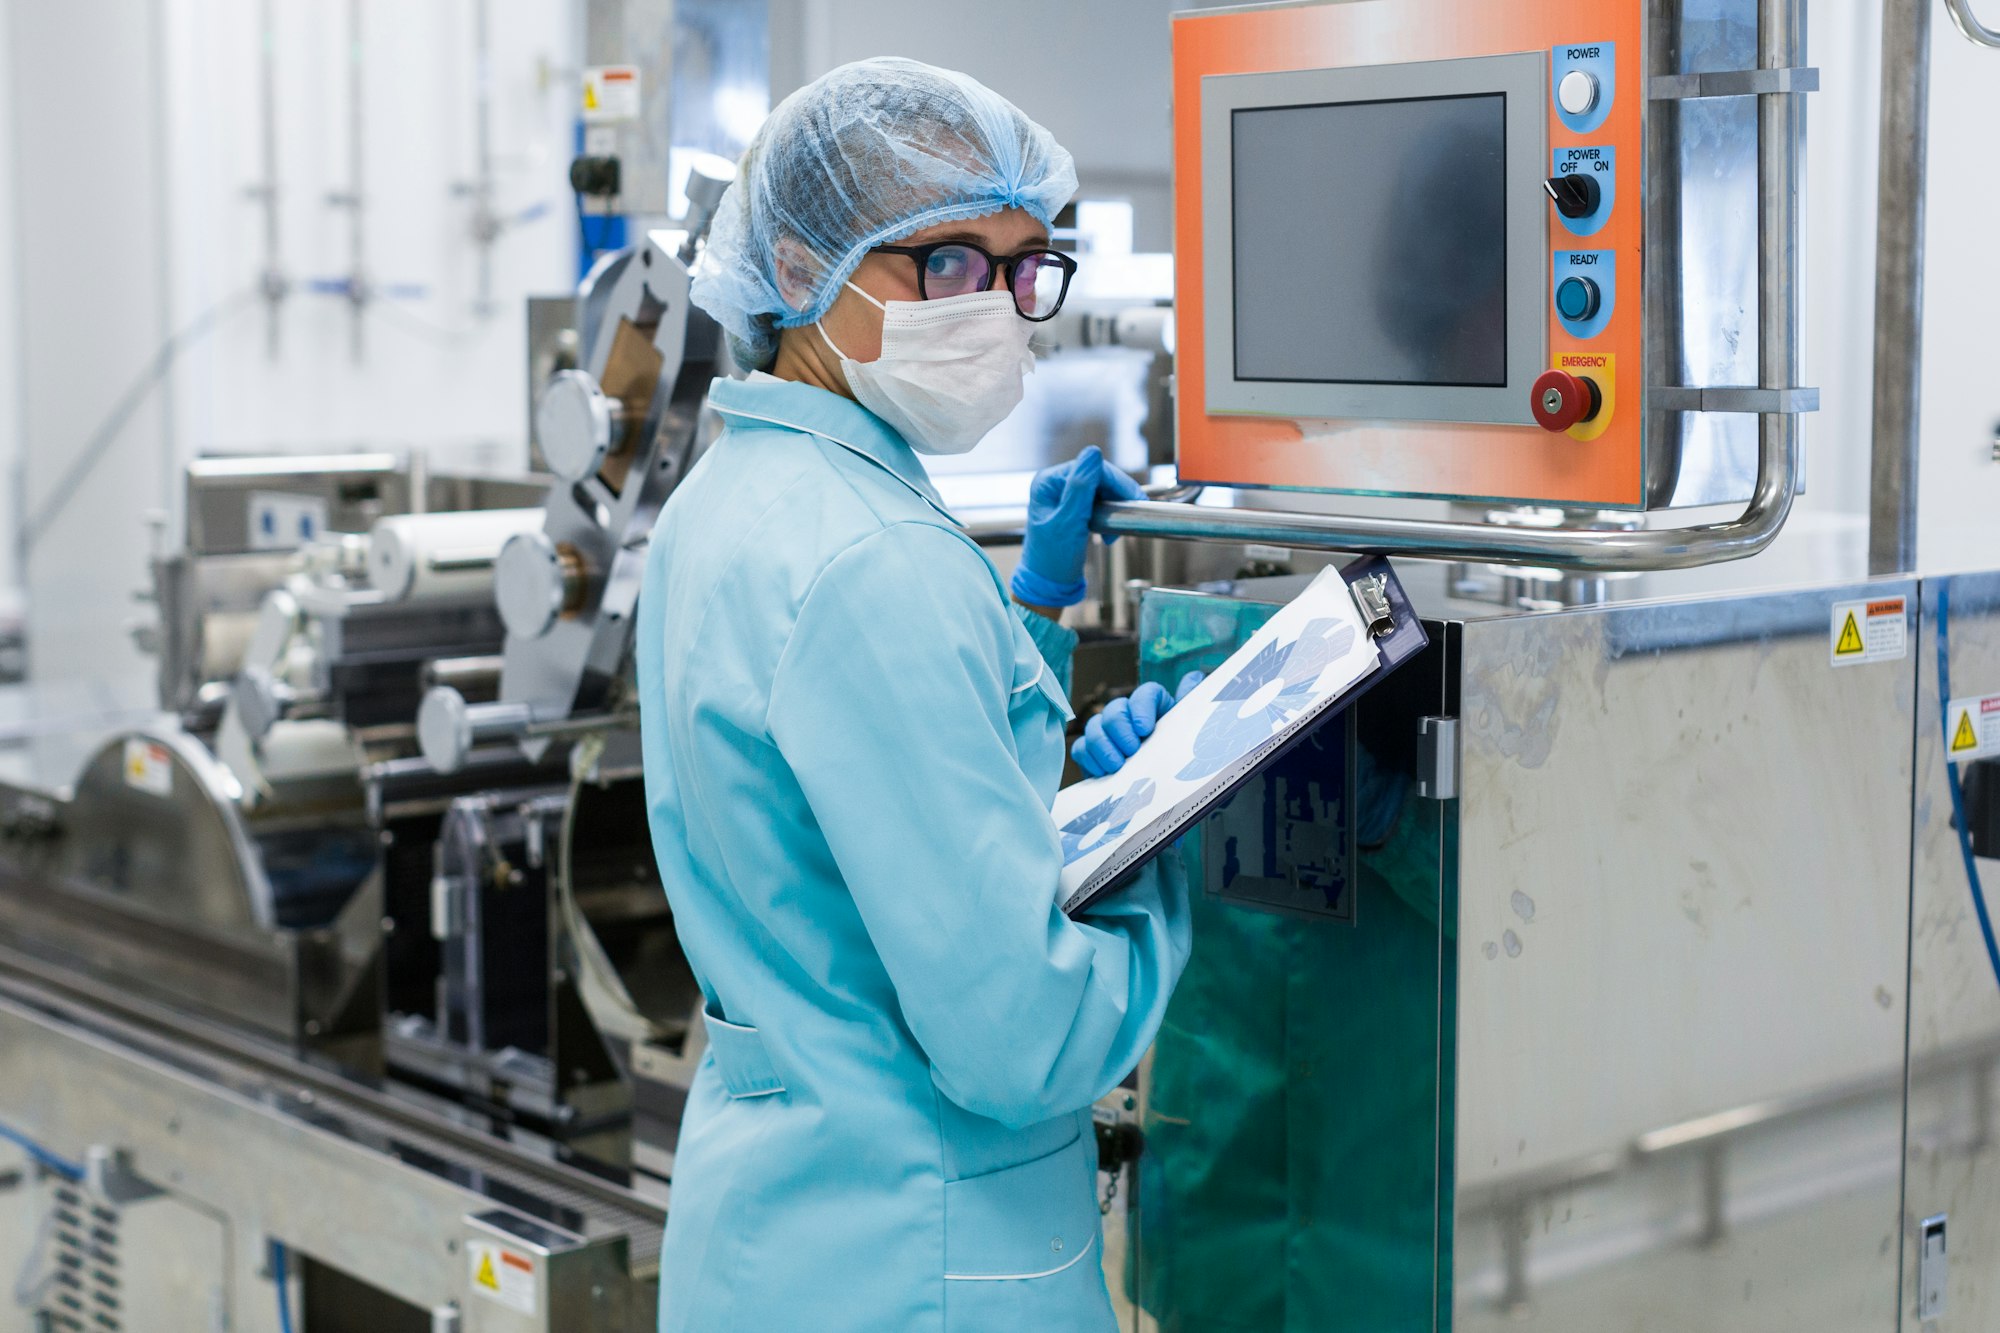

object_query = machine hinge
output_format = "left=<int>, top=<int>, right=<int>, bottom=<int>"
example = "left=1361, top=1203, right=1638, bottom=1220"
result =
left=1416, top=717, right=1459, bottom=801
left=1649, top=67, right=1819, bottom=99
left=1918, top=1213, right=1948, bottom=1321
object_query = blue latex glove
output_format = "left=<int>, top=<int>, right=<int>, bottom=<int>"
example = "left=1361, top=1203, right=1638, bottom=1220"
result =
left=1072, top=671, right=1207, bottom=778
left=1011, top=445, right=1145, bottom=609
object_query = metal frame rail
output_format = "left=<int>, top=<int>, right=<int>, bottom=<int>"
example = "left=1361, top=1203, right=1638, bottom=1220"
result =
left=0, top=943, right=662, bottom=1329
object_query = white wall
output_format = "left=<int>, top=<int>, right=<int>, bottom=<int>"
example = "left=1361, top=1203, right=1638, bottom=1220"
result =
left=1912, top=14, right=2000, bottom=575
left=770, top=0, right=1184, bottom=251
left=7, top=0, right=179, bottom=686
left=3, top=0, right=578, bottom=688
left=163, top=0, right=577, bottom=467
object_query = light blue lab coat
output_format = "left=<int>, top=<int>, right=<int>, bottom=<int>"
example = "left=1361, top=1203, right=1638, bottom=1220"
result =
left=635, top=374, right=1192, bottom=1332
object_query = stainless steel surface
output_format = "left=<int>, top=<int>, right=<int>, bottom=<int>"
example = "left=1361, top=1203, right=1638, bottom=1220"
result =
left=536, top=369, right=623, bottom=485
left=582, top=0, right=677, bottom=217
left=1903, top=572, right=2000, bottom=1330
left=1092, top=452, right=1794, bottom=567
left=495, top=530, right=572, bottom=640
left=57, top=729, right=271, bottom=931
left=1648, top=65, right=1818, bottom=97
left=1642, top=0, right=1687, bottom=508
left=1870, top=0, right=1931, bottom=576
left=1917, top=1214, right=1948, bottom=1320
left=1448, top=577, right=1916, bottom=1329
left=1648, top=386, right=1818, bottom=413
left=1663, top=2, right=1765, bottom=509
left=675, top=155, right=736, bottom=265
left=1415, top=714, right=1457, bottom=801
left=1943, top=0, right=2000, bottom=45
left=0, top=953, right=659, bottom=1329
left=419, top=687, right=537, bottom=776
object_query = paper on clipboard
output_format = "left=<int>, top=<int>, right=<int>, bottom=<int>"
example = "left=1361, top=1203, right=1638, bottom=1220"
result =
left=1051, top=566, right=1380, bottom=911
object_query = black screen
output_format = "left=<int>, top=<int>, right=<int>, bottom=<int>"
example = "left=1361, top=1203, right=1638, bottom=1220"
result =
left=1232, top=94, right=1508, bottom=387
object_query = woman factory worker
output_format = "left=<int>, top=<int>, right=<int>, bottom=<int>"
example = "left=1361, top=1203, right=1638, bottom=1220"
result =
left=635, top=58, right=1195, bottom=1331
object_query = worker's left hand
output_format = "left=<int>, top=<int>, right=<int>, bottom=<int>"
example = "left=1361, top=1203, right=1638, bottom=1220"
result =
left=1072, top=671, right=1206, bottom=778
left=1011, top=446, right=1145, bottom=609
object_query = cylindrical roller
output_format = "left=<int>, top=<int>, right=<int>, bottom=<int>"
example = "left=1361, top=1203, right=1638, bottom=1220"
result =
left=495, top=530, right=586, bottom=639
left=367, top=508, right=545, bottom=605
left=423, top=654, right=505, bottom=700
left=536, top=370, right=626, bottom=484
left=418, top=686, right=538, bottom=775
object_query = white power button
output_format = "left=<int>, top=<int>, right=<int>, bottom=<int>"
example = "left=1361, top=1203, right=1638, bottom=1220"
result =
left=1558, top=70, right=1599, bottom=116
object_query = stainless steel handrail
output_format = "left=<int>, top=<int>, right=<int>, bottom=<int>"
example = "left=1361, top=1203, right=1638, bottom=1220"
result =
left=1945, top=0, right=2000, bottom=46
left=1092, top=0, right=1809, bottom=574
left=956, top=481, right=1200, bottom=545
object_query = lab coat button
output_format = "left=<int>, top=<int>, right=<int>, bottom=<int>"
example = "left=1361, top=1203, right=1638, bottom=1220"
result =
left=1052, top=1237, right=1064, bottom=1252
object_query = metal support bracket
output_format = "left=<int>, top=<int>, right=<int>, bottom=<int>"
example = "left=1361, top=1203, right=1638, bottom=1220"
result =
left=1648, top=386, right=1821, bottom=414
left=1416, top=717, right=1459, bottom=801
left=1650, top=66, right=1819, bottom=99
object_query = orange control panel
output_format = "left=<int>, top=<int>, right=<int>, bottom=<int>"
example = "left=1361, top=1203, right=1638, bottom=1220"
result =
left=1172, top=0, right=1647, bottom=507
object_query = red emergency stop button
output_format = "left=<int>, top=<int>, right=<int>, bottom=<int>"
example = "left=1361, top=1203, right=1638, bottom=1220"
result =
left=1531, top=368, right=1603, bottom=432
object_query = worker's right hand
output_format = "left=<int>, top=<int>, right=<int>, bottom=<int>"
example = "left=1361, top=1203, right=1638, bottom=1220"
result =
left=1072, top=671, right=1206, bottom=778
left=1011, top=446, right=1145, bottom=610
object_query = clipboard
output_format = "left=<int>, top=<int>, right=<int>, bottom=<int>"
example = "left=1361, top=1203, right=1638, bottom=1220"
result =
left=1058, top=555, right=1428, bottom=916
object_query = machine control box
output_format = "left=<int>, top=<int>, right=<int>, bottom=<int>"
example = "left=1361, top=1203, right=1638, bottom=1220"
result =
left=1172, top=1, right=1646, bottom=507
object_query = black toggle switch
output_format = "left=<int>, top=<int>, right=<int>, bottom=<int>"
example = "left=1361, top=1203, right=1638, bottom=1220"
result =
left=1543, top=173, right=1601, bottom=219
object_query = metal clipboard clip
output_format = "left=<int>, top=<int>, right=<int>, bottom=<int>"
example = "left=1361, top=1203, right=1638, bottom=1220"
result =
left=1350, top=572, right=1394, bottom=638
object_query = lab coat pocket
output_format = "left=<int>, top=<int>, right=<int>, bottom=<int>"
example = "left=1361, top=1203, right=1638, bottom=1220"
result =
left=701, top=1006, right=786, bottom=1099
left=942, top=1129, right=1099, bottom=1281
left=1008, top=624, right=1075, bottom=726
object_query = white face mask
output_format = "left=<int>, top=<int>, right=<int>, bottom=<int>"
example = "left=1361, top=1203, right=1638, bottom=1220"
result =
left=816, top=283, right=1035, bottom=456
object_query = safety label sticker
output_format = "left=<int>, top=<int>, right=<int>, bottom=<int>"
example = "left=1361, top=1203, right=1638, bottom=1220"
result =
left=467, top=1239, right=538, bottom=1315
left=122, top=738, right=173, bottom=797
left=1945, top=694, right=2000, bottom=763
left=1830, top=597, right=1907, bottom=667
left=581, top=65, right=641, bottom=123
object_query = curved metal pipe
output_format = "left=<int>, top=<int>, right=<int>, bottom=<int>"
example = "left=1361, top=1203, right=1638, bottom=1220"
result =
left=1091, top=425, right=1794, bottom=570
left=957, top=482, right=1201, bottom=545
left=1945, top=0, right=2000, bottom=46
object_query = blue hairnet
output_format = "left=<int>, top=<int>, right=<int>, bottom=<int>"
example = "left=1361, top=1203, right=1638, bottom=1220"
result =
left=690, top=57, right=1078, bottom=370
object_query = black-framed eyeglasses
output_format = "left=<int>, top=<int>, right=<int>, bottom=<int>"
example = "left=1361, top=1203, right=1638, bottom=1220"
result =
left=870, top=241, right=1077, bottom=321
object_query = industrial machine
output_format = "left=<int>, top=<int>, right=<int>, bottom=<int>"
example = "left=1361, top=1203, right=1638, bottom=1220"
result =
left=1, top=0, right=1995, bottom=1329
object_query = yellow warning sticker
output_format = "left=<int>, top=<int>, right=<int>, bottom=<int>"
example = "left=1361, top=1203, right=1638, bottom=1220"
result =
left=466, top=1239, right=538, bottom=1315
left=1829, top=597, right=1907, bottom=667
left=1945, top=693, right=2000, bottom=762
left=581, top=64, right=641, bottom=124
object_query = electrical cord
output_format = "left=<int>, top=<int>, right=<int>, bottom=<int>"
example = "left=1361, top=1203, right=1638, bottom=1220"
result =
left=22, top=290, right=258, bottom=556
left=557, top=729, right=673, bottom=1045
left=1936, top=580, right=2000, bottom=993
left=1, top=1118, right=83, bottom=1312
left=270, top=1238, right=295, bottom=1333
left=0, top=1119, right=85, bottom=1182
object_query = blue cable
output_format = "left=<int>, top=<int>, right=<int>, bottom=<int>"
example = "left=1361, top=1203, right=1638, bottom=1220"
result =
left=1936, top=580, right=2000, bottom=993
left=0, top=1120, right=85, bottom=1183
left=270, top=1239, right=296, bottom=1333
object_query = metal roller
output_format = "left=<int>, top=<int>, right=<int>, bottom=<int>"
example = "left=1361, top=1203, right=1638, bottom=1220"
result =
left=366, top=507, right=545, bottom=605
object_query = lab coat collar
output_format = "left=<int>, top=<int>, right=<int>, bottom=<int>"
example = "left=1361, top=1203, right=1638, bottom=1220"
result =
left=707, top=375, right=951, bottom=519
